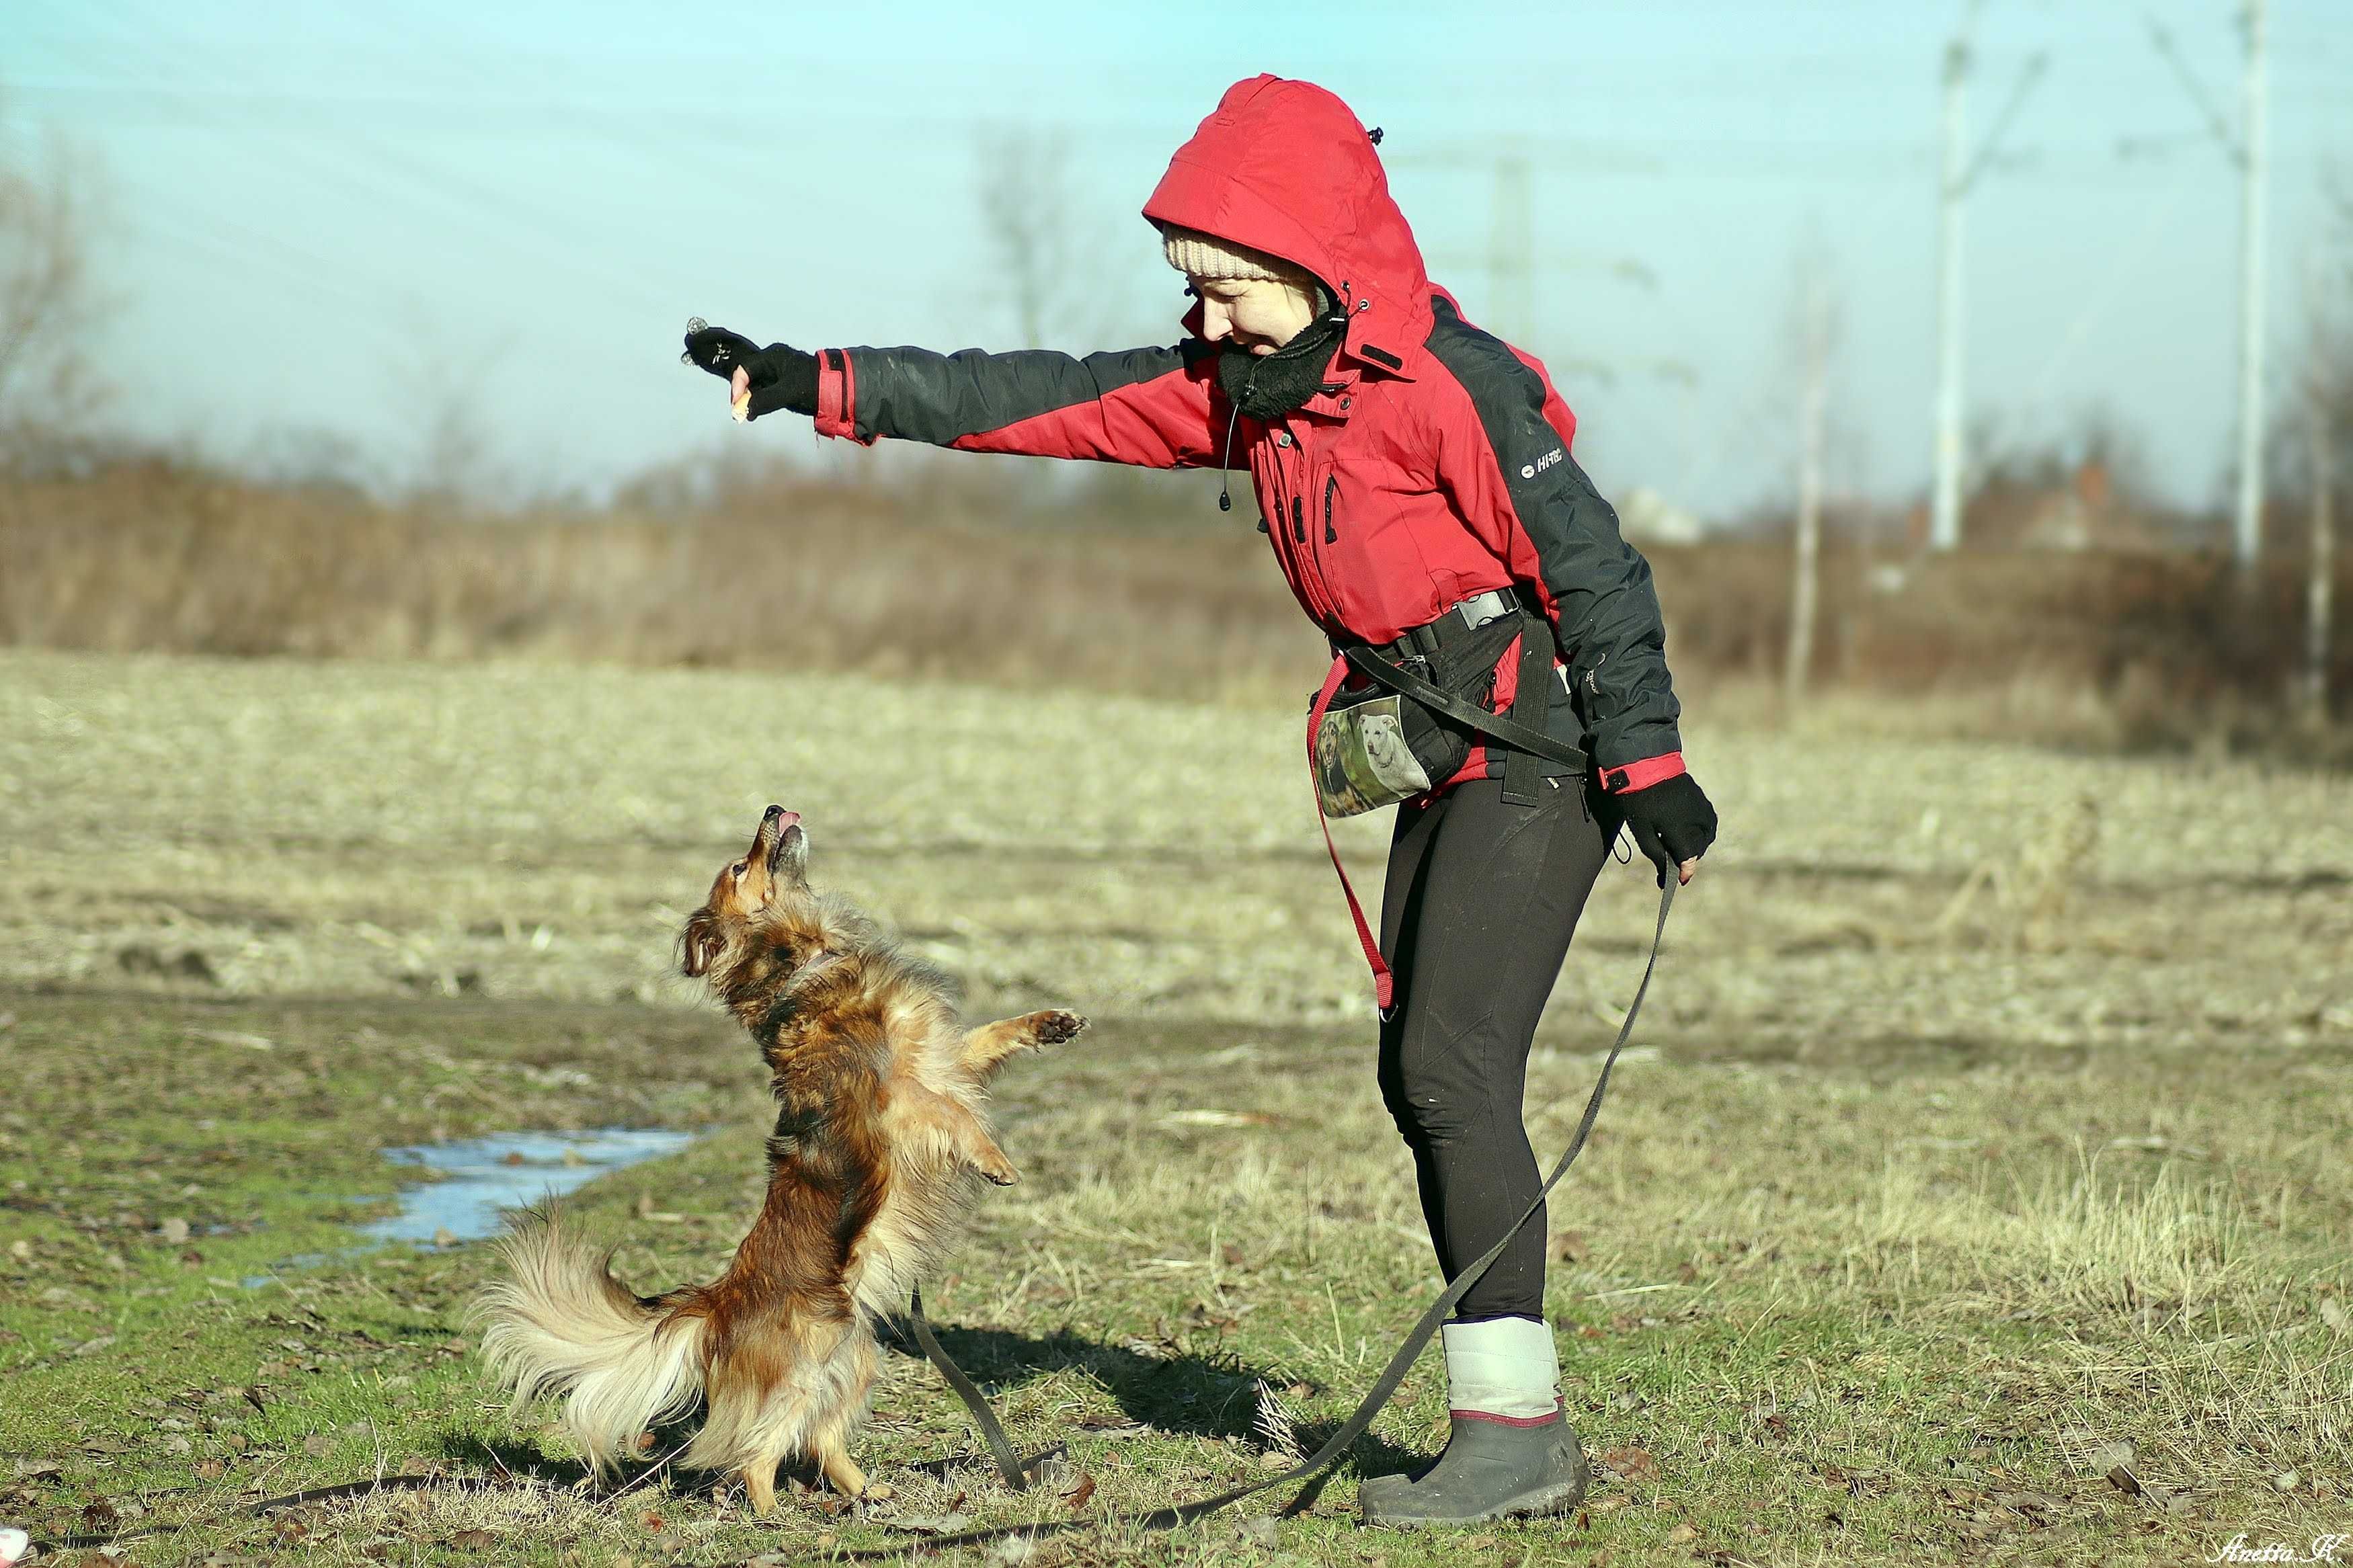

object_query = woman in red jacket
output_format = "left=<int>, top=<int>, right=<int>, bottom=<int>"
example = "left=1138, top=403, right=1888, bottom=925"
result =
left=685, top=75, right=1716, bottom=1528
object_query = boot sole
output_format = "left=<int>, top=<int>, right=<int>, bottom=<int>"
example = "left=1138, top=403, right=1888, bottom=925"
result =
left=1358, top=1471, right=1589, bottom=1528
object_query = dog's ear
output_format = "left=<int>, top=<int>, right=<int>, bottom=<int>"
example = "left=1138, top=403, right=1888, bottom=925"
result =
left=682, top=916, right=726, bottom=978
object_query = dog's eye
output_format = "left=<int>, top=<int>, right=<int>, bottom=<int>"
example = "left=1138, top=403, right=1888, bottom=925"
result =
left=730, top=862, right=746, bottom=878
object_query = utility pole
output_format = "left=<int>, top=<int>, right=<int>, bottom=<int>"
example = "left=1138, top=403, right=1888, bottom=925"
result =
left=1929, top=38, right=1969, bottom=553
left=1488, top=153, right=1535, bottom=350
left=2235, top=0, right=2270, bottom=569
left=1927, top=15, right=2046, bottom=552
left=2141, top=3, right=2270, bottom=567
left=1786, top=267, right=1833, bottom=709
left=1387, top=141, right=1660, bottom=352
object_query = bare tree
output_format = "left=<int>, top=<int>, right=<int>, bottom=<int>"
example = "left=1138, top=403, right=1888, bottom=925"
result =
left=2307, top=344, right=2337, bottom=727
left=1784, top=243, right=1841, bottom=711
left=244, top=423, right=383, bottom=503
left=410, top=383, right=493, bottom=509
left=2299, top=181, right=2353, bottom=726
left=392, top=316, right=502, bottom=511
left=973, top=124, right=1090, bottom=350
left=0, top=116, right=110, bottom=455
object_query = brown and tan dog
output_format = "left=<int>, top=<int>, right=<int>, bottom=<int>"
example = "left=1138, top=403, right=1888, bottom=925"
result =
left=476, top=804, right=1080, bottom=1514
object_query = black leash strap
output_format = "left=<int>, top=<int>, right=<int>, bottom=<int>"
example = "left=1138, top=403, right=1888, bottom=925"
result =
left=908, top=1283, right=1031, bottom=1492
left=900, top=879, right=1675, bottom=1539
left=1340, top=634, right=1589, bottom=773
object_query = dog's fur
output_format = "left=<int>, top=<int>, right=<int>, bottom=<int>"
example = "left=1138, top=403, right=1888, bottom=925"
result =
left=474, top=806, right=1082, bottom=1514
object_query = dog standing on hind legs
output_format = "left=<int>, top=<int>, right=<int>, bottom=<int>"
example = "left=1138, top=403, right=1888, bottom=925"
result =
left=474, top=804, right=1084, bottom=1516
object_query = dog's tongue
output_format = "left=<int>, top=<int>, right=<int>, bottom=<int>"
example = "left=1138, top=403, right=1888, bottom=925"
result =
left=773, top=811, right=801, bottom=833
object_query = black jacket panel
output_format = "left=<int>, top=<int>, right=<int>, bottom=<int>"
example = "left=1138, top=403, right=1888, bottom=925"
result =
left=1421, top=300, right=1683, bottom=769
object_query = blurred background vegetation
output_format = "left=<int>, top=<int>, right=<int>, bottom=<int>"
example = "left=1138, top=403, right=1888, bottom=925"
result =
left=3, top=446, right=2350, bottom=761
left=4, top=10, right=2352, bottom=764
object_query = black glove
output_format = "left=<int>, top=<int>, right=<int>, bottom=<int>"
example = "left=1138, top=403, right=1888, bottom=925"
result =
left=1612, top=772, right=1717, bottom=886
left=680, top=319, right=820, bottom=421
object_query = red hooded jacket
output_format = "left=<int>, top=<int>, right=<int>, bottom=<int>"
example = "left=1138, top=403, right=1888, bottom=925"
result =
left=809, top=75, right=1684, bottom=794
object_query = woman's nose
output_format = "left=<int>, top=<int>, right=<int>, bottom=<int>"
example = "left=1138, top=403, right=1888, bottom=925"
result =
left=1201, top=301, right=1230, bottom=341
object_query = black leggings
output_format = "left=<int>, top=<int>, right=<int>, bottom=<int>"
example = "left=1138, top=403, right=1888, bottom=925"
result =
left=1375, top=774, right=1613, bottom=1322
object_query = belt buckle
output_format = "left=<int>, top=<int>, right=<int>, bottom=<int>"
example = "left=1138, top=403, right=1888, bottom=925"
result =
left=1455, top=590, right=1510, bottom=632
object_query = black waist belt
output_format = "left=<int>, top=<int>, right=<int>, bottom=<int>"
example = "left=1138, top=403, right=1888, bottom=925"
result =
left=1354, top=587, right=1583, bottom=805
left=1383, top=587, right=1517, bottom=660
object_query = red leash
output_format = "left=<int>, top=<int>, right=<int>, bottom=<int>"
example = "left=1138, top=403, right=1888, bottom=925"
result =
left=1306, top=653, right=1396, bottom=1012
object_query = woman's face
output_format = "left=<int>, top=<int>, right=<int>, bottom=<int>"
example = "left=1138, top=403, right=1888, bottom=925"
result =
left=1193, top=276, right=1316, bottom=354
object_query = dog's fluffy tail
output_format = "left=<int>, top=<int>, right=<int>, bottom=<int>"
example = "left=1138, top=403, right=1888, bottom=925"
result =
left=473, top=1208, right=707, bottom=1476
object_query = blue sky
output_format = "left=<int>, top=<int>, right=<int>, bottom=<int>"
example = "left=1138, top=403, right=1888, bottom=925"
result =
left=6, top=0, right=2349, bottom=517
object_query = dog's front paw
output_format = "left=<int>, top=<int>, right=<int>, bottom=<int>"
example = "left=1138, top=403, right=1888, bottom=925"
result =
left=1029, top=1009, right=1086, bottom=1046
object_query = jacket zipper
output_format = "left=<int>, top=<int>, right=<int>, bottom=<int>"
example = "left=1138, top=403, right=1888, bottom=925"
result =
left=1265, top=437, right=1339, bottom=627
left=1323, top=474, right=1339, bottom=543
left=1297, top=458, right=1345, bottom=628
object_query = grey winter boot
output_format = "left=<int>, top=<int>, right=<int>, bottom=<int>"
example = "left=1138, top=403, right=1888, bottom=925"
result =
left=1357, top=1410, right=1588, bottom=1526
left=1358, top=1317, right=1587, bottom=1528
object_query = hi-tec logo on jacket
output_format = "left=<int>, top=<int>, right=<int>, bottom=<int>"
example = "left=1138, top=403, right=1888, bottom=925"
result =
left=1521, top=447, right=1564, bottom=480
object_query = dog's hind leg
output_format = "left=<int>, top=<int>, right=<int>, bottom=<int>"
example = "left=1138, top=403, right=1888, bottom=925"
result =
left=740, top=1456, right=782, bottom=1520
left=810, top=1337, right=889, bottom=1499
left=815, top=1442, right=871, bottom=1499
left=720, top=1380, right=809, bottom=1522
left=738, top=1423, right=808, bottom=1519
left=960, top=1009, right=1086, bottom=1079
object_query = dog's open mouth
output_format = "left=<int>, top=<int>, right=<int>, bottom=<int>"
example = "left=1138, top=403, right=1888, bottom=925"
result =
left=762, top=806, right=803, bottom=872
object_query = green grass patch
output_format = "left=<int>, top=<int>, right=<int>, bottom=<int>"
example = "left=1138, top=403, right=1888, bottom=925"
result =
left=3, top=995, right=2346, bottom=1567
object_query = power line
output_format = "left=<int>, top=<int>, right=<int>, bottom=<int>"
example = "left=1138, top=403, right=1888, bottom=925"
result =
left=2144, top=12, right=2242, bottom=155
left=16, top=77, right=2336, bottom=185
left=2134, top=2, right=2270, bottom=567
left=0, top=118, right=409, bottom=323
left=1385, top=139, right=1679, bottom=360
left=28, top=17, right=690, bottom=326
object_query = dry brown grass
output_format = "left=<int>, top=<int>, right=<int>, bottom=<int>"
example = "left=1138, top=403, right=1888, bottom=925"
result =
left=0, top=457, right=1321, bottom=704
left=3, top=652, right=2347, bottom=1564
left=5, top=454, right=2350, bottom=756
left=1659, top=541, right=2353, bottom=757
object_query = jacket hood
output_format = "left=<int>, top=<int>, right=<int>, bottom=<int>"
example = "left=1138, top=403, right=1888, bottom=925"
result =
left=1144, top=75, right=1437, bottom=381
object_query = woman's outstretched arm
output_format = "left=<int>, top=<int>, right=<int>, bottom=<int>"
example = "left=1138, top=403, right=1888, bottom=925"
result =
left=809, top=341, right=1236, bottom=468
left=683, top=325, right=1237, bottom=470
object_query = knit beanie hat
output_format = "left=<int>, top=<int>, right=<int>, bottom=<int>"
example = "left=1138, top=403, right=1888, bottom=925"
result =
left=1158, top=224, right=1312, bottom=286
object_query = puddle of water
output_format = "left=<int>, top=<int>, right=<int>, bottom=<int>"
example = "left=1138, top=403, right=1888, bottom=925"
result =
left=363, top=1128, right=695, bottom=1245
left=239, top=1126, right=693, bottom=1288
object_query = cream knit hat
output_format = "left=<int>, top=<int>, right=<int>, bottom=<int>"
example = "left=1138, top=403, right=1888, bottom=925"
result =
left=1158, top=224, right=1310, bottom=285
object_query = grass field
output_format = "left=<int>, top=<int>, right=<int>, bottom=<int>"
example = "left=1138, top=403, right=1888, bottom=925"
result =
left=3, top=649, right=2350, bottom=1567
